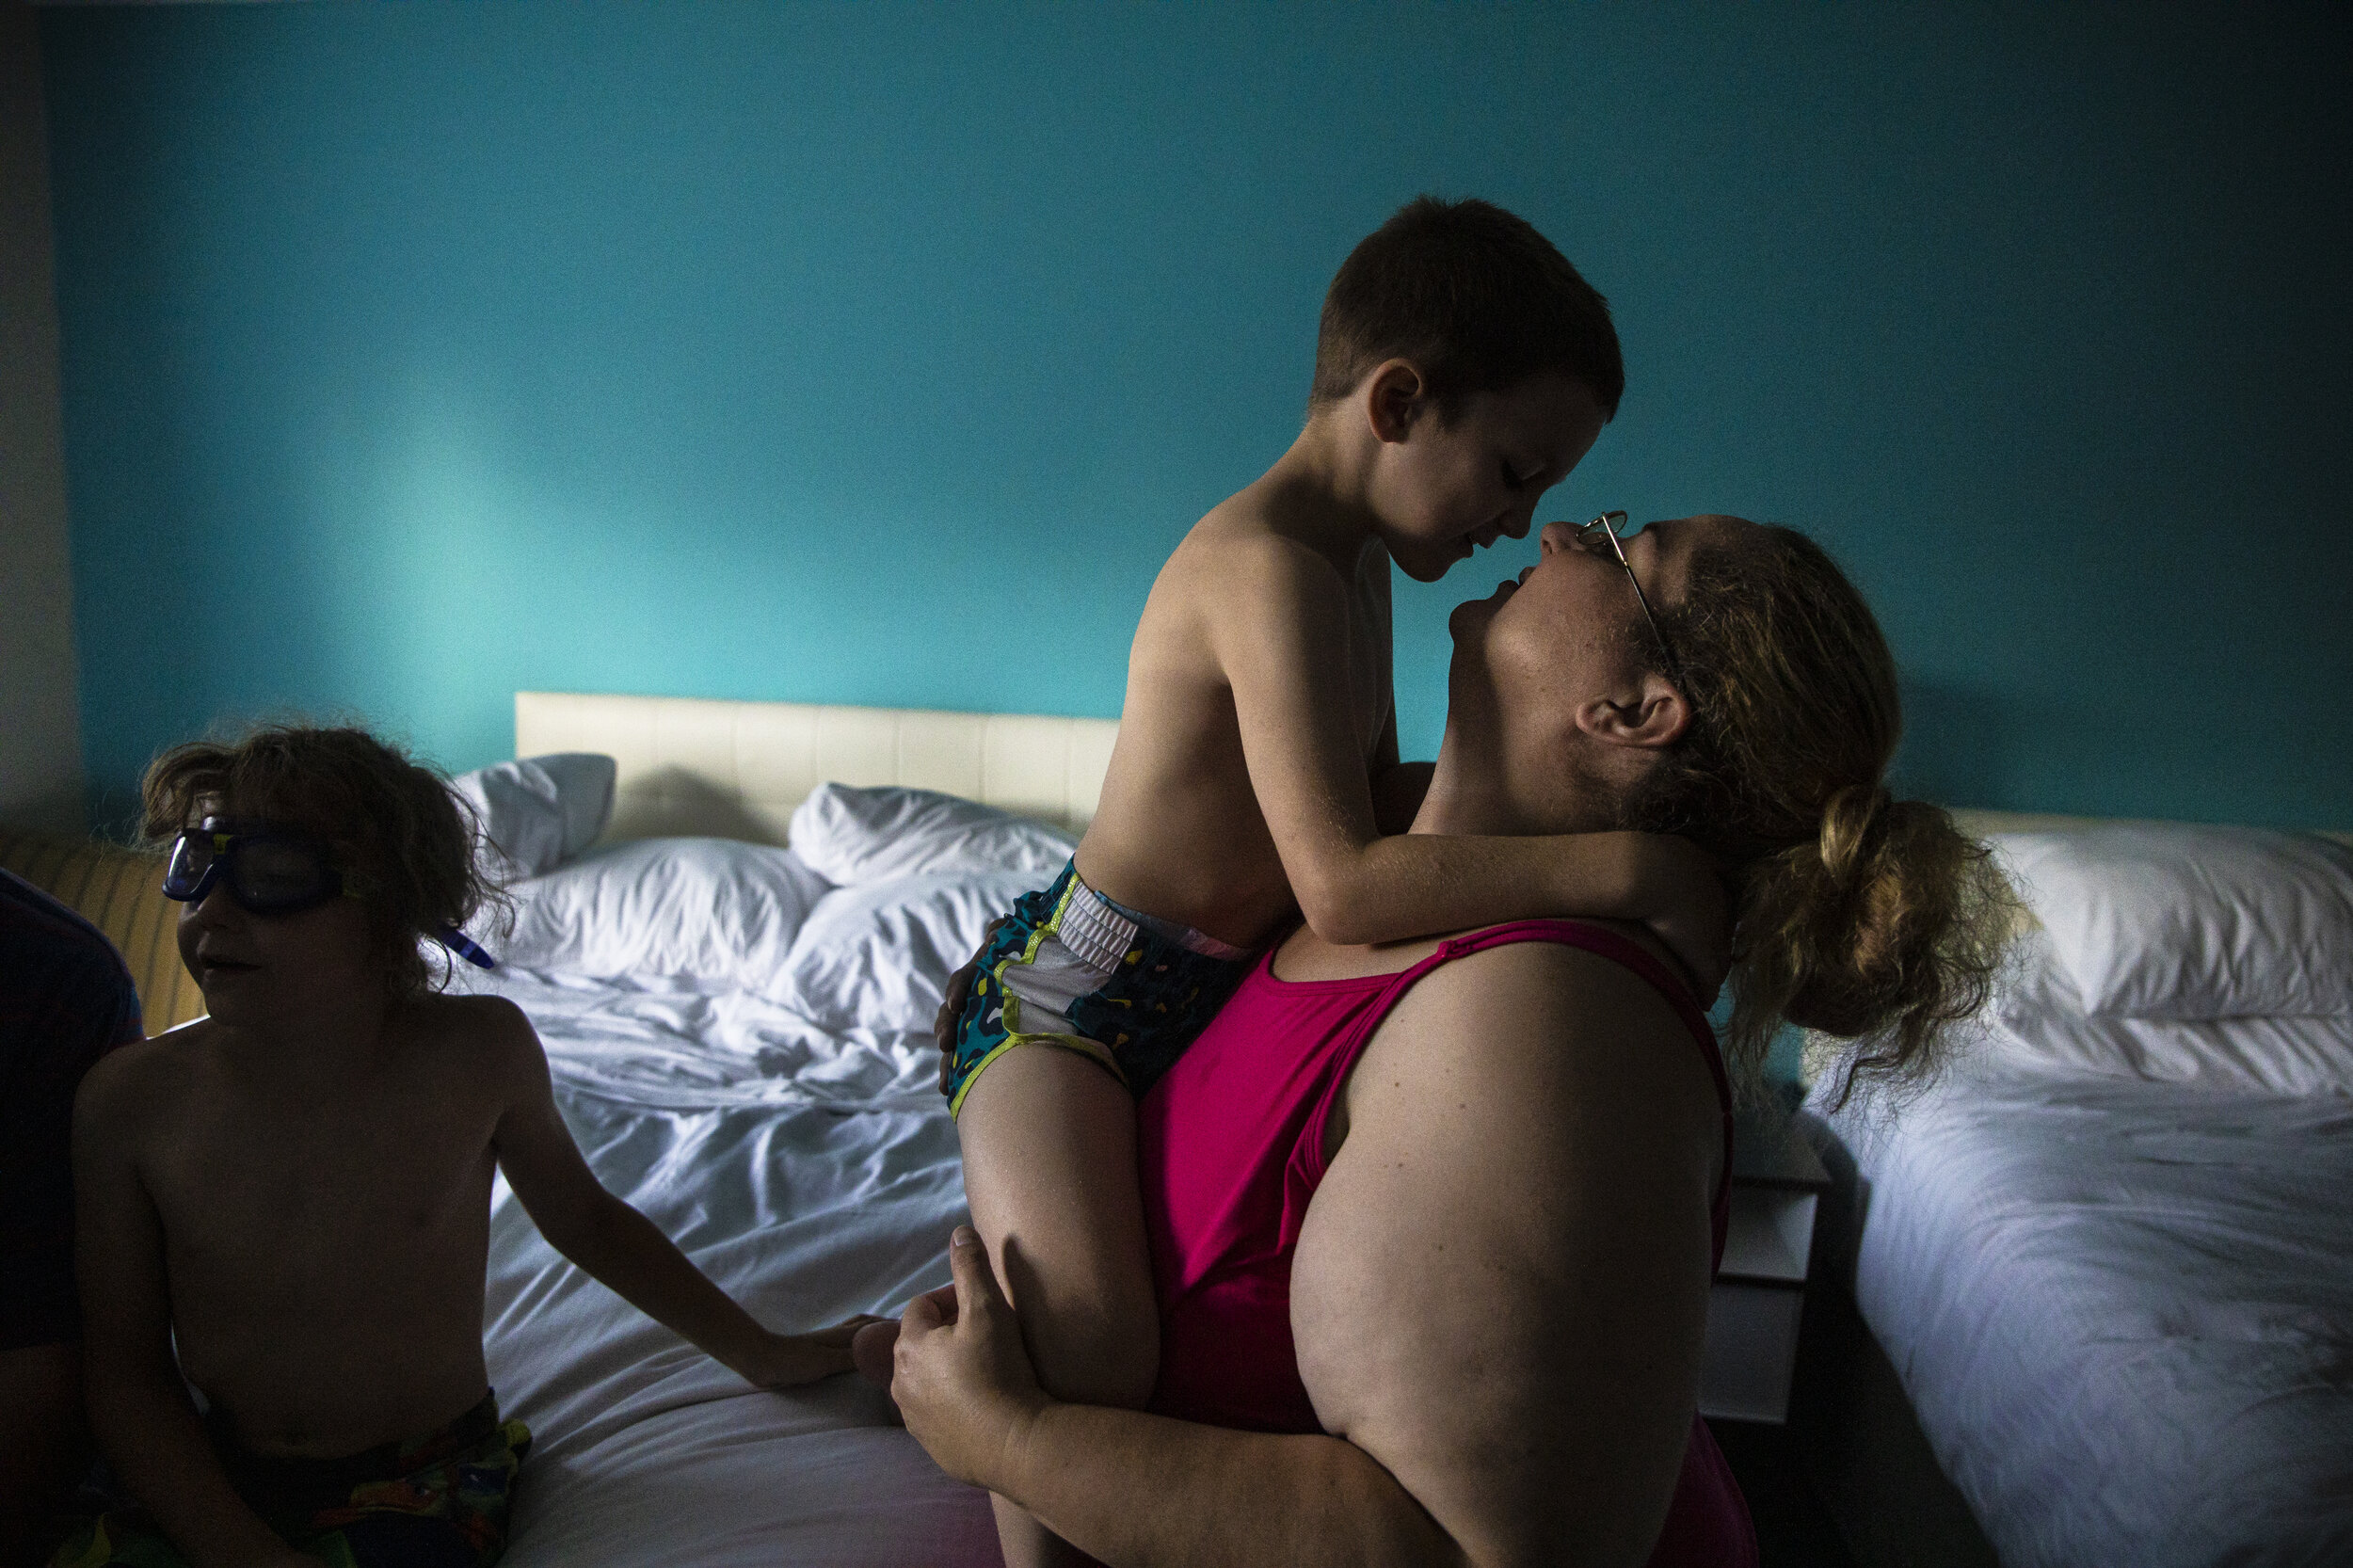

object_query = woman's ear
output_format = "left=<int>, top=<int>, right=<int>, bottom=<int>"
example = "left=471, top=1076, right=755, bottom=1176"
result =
left=1364, top=360, right=1430, bottom=444
left=1574, top=674, right=1691, bottom=752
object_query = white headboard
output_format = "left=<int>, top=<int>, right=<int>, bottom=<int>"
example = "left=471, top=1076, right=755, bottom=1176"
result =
left=515, top=691, right=1119, bottom=847
left=517, top=691, right=2350, bottom=855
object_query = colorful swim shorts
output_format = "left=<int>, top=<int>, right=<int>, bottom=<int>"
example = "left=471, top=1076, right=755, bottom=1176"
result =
left=942, top=859, right=1255, bottom=1118
left=53, top=1391, right=531, bottom=1568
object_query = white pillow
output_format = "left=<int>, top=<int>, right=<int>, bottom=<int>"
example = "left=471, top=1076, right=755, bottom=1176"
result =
left=1992, top=825, right=2353, bottom=1018
left=1986, top=928, right=2353, bottom=1095
left=452, top=754, right=616, bottom=877
left=771, top=870, right=1043, bottom=1032
left=493, top=837, right=833, bottom=985
left=788, top=784, right=1076, bottom=886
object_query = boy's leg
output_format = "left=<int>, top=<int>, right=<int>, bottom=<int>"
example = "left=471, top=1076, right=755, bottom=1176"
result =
left=956, top=1044, right=1157, bottom=1568
left=957, top=1044, right=1159, bottom=1404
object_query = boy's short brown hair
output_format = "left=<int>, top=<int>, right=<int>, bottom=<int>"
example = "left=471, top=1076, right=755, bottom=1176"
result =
left=1310, top=196, right=1624, bottom=421
left=139, top=724, right=495, bottom=1000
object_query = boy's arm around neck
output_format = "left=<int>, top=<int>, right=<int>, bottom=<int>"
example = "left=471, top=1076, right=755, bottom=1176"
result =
left=1215, top=544, right=1719, bottom=968
left=72, top=1052, right=316, bottom=1568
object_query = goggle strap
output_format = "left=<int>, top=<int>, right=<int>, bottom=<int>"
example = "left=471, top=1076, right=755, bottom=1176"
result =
left=438, top=927, right=499, bottom=969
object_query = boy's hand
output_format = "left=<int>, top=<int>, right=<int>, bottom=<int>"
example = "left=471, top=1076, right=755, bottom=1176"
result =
left=1624, top=835, right=1732, bottom=1006
left=733, top=1315, right=890, bottom=1391
left=933, top=918, right=1007, bottom=1089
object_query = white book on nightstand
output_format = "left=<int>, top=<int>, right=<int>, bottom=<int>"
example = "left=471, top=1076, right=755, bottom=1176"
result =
left=1699, top=1107, right=1830, bottom=1424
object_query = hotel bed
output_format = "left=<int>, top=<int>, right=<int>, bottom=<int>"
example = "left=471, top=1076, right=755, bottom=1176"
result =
left=457, top=691, right=1121, bottom=1567
left=1805, top=813, right=2353, bottom=1568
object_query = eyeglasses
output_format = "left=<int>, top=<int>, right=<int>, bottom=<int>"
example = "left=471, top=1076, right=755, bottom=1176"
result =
left=1577, top=511, right=1686, bottom=689
left=164, top=817, right=496, bottom=968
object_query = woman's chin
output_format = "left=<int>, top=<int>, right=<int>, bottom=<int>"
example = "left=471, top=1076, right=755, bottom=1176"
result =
left=1448, top=592, right=1500, bottom=639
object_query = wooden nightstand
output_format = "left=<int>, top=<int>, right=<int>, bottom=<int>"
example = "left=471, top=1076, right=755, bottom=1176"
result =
left=1699, top=1108, right=1830, bottom=1424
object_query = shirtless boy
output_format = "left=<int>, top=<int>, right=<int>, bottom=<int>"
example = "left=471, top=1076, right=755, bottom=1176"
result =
left=59, top=727, right=871, bottom=1568
left=906, top=197, right=1723, bottom=1567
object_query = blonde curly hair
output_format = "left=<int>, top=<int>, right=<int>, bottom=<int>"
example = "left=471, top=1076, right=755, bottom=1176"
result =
left=1625, top=526, right=2017, bottom=1106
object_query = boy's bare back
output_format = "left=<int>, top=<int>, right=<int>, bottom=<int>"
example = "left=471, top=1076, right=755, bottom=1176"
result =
left=1077, top=477, right=1400, bottom=950
left=75, top=993, right=541, bottom=1458
left=1073, top=364, right=1609, bottom=953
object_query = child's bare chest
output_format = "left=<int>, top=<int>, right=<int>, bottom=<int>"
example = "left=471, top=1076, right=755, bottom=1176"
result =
left=150, top=1081, right=500, bottom=1301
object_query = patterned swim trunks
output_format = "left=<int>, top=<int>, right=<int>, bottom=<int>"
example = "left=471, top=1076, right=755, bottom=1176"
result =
left=53, top=1391, right=530, bottom=1568
left=942, top=859, right=1255, bottom=1117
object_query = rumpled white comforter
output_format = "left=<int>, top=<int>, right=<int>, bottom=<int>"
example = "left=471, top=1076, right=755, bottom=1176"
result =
left=1812, top=1050, right=2353, bottom=1568
left=473, top=966, right=946, bottom=1110
left=459, top=964, right=1000, bottom=1566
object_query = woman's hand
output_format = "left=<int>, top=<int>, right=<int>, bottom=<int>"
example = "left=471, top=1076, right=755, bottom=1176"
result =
left=890, top=1226, right=1050, bottom=1494
left=732, top=1314, right=889, bottom=1390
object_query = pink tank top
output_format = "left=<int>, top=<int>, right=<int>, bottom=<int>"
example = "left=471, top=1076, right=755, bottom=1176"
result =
left=1137, top=919, right=1756, bottom=1568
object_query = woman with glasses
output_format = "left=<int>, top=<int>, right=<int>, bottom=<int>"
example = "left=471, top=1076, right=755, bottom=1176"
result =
left=885, top=514, right=2011, bottom=1568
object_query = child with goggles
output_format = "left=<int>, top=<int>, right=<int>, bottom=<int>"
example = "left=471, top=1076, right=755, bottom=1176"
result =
left=56, top=725, right=876, bottom=1568
left=163, top=820, right=498, bottom=968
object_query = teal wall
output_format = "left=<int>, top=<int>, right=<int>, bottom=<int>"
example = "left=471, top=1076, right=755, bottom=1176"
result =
left=41, top=1, right=2352, bottom=829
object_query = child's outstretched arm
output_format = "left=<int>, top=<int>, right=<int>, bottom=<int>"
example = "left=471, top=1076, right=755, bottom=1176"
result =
left=1220, top=537, right=1724, bottom=984
left=73, top=1057, right=323, bottom=1568
left=484, top=1002, right=874, bottom=1388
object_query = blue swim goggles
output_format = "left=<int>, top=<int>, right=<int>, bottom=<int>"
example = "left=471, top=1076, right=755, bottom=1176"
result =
left=164, top=818, right=496, bottom=968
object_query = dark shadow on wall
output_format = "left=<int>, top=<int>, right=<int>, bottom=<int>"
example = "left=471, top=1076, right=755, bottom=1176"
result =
left=1888, top=678, right=2011, bottom=810
left=603, top=766, right=773, bottom=845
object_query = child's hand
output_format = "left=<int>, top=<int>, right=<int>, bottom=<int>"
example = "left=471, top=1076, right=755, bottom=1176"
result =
left=1627, top=836, right=1732, bottom=1006
left=933, top=918, right=1008, bottom=1087
left=734, top=1315, right=892, bottom=1390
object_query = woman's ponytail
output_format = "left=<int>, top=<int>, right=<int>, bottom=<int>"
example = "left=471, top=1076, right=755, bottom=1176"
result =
left=1724, top=792, right=2013, bottom=1108
left=1624, top=526, right=2018, bottom=1099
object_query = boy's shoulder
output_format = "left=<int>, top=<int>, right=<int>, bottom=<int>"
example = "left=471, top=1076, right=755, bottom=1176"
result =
left=1170, top=488, right=1384, bottom=613
left=395, top=986, right=530, bottom=1029
left=388, top=989, right=539, bottom=1067
left=72, top=1024, right=206, bottom=1133
left=1185, top=471, right=1361, bottom=553
left=78, top=995, right=538, bottom=1117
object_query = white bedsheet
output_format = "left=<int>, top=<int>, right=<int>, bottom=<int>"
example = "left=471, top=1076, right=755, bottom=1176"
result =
left=464, top=966, right=945, bottom=1110
left=1813, top=1052, right=2353, bottom=1567
left=461, top=965, right=1000, bottom=1566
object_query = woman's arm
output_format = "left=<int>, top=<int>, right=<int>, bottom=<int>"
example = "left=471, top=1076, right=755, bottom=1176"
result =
left=890, top=1232, right=1464, bottom=1568
left=892, top=940, right=1726, bottom=1568
left=1292, top=939, right=1725, bottom=1565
